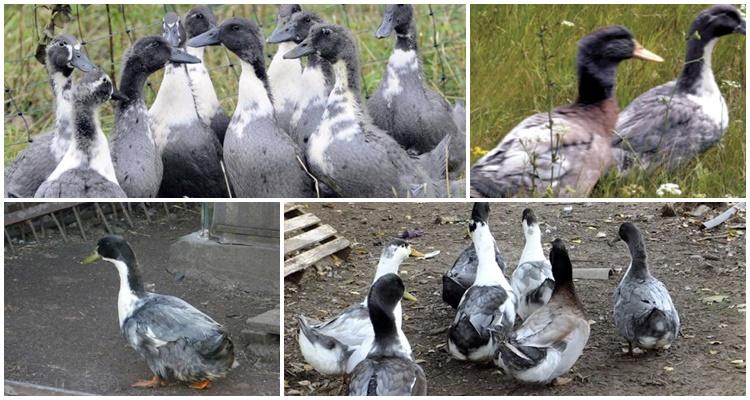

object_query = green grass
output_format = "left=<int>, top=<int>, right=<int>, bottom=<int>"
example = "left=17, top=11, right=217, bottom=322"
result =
left=470, top=4, right=745, bottom=198
left=4, top=4, right=465, bottom=164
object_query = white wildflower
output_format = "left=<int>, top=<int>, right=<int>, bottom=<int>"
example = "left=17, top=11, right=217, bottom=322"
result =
left=721, top=79, right=741, bottom=89
left=561, top=20, right=575, bottom=27
left=656, top=183, right=682, bottom=197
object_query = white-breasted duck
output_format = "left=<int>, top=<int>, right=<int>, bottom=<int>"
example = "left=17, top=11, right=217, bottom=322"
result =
left=470, top=26, right=663, bottom=198
left=82, top=235, right=237, bottom=389
left=348, top=273, right=427, bottom=396
left=268, top=11, right=333, bottom=151
left=284, top=23, right=451, bottom=198
left=296, top=239, right=423, bottom=376
left=188, top=17, right=314, bottom=197
left=110, top=36, right=200, bottom=198
left=448, top=202, right=516, bottom=362
left=442, top=202, right=506, bottom=309
left=613, top=223, right=680, bottom=354
left=5, top=34, right=96, bottom=197
left=613, top=5, right=746, bottom=172
left=35, top=70, right=126, bottom=198
left=511, top=208, right=554, bottom=320
left=267, top=4, right=304, bottom=135
left=369, top=4, right=465, bottom=178
left=149, top=12, right=227, bottom=198
left=184, top=6, right=230, bottom=145
left=496, top=239, right=590, bottom=385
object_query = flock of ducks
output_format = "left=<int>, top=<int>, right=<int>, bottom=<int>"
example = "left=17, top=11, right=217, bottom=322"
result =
left=471, top=5, right=745, bottom=198
left=5, top=4, right=465, bottom=198
left=295, top=203, right=681, bottom=395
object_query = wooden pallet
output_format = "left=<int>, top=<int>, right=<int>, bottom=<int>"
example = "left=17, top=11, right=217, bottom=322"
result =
left=284, top=204, right=350, bottom=277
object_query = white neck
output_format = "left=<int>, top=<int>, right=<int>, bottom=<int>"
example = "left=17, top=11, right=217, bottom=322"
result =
left=186, top=45, right=205, bottom=60
left=698, top=38, right=719, bottom=95
left=268, top=42, right=302, bottom=109
left=332, top=60, right=350, bottom=92
left=372, top=256, right=404, bottom=285
left=45, top=111, right=119, bottom=184
left=104, top=257, right=140, bottom=328
left=235, top=61, right=274, bottom=121
left=186, top=46, right=223, bottom=122
left=520, top=222, right=545, bottom=264
left=149, top=63, right=200, bottom=152
left=50, top=71, right=74, bottom=160
left=473, top=225, right=511, bottom=289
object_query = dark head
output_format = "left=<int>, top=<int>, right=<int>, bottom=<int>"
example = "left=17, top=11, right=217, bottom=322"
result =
left=184, top=6, right=218, bottom=39
left=268, top=11, right=323, bottom=44
left=46, top=34, right=96, bottom=75
left=549, top=239, right=574, bottom=289
left=162, top=12, right=186, bottom=48
left=283, top=23, right=357, bottom=63
left=188, top=17, right=265, bottom=64
left=376, top=4, right=414, bottom=38
left=382, top=238, right=424, bottom=260
left=73, top=70, right=120, bottom=107
left=688, top=5, right=746, bottom=42
left=469, top=202, right=490, bottom=232
left=618, top=222, right=644, bottom=245
left=368, top=273, right=405, bottom=342
left=83, top=235, right=144, bottom=294
left=123, top=36, right=200, bottom=76
left=521, top=208, right=537, bottom=226
left=278, top=4, right=302, bottom=22
left=578, top=25, right=663, bottom=66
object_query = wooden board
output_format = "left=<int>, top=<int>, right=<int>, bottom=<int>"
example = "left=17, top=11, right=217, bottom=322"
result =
left=284, top=224, right=337, bottom=255
left=284, top=213, right=320, bottom=234
left=284, top=237, right=350, bottom=277
left=284, top=203, right=301, bottom=214
left=4, top=202, right=84, bottom=226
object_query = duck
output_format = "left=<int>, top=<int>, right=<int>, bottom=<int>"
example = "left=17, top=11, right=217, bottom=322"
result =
left=35, top=70, right=126, bottom=198
left=369, top=4, right=465, bottom=178
left=267, top=10, right=333, bottom=151
left=267, top=4, right=303, bottom=135
left=511, top=208, right=554, bottom=320
left=496, top=239, right=590, bottom=385
left=5, top=34, right=96, bottom=198
left=613, top=5, right=746, bottom=172
left=470, top=26, right=664, bottom=198
left=188, top=17, right=315, bottom=197
left=442, top=203, right=507, bottom=309
left=82, top=235, right=237, bottom=389
left=149, top=12, right=227, bottom=198
left=613, top=223, right=680, bottom=354
left=110, top=36, right=200, bottom=198
left=297, top=239, right=422, bottom=376
left=184, top=6, right=230, bottom=145
left=448, top=202, right=516, bottom=362
left=348, top=273, right=427, bottom=396
left=284, top=23, right=451, bottom=198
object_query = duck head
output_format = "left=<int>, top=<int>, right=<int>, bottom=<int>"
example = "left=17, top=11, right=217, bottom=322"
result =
left=268, top=11, right=323, bottom=44
left=161, top=11, right=186, bottom=48
left=46, top=34, right=96, bottom=74
left=273, top=4, right=302, bottom=31
left=188, top=17, right=265, bottom=64
left=376, top=4, right=414, bottom=38
left=688, top=4, right=746, bottom=41
left=83, top=235, right=136, bottom=265
left=373, top=239, right=424, bottom=283
left=549, top=238, right=574, bottom=289
left=578, top=25, right=663, bottom=66
left=124, top=36, right=200, bottom=75
left=283, top=23, right=357, bottom=63
left=73, top=69, right=126, bottom=106
left=184, top=6, right=218, bottom=39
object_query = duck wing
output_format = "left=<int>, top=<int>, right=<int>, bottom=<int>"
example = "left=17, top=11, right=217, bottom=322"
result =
left=303, top=304, right=371, bottom=347
left=349, top=356, right=426, bottom=396
left=614, top=277, right=679, bottom=338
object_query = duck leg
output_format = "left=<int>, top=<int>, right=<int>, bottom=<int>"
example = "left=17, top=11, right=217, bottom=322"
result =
left=131, top=374, right=163, bottom=388
left=189, top=379, right=212, bottom=390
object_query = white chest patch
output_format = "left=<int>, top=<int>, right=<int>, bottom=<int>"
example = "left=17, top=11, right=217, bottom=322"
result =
left=228, top=62, right=274, bottom=139
left=687, top=38, right=729, bottom=131
left=290, top=66, right=328, bottom=129
left=268, top=42, right=303, bottom=111
left=46, top=114, right=119, bottom=184
left=149, top=63, right=200, bottom=152
left=383, top=49, right=418, bottom=107
left=185, top=46, right=223, bottom=124
left=309, top=89, right=359, bottom=175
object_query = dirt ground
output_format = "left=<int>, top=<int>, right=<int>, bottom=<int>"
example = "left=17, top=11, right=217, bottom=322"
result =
left=5, top=206, right=278, bottom=395
left=284, top=202, right=746, bottom=396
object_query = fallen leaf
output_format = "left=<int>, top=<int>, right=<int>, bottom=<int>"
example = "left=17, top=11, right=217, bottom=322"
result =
left=553, top=377, right=573, bottom=386
left=702, top=295, right=729, bottom=304
left=730, top=360, right=746, bottom=368
left=664, top=366, right=674, bottom=372
left=709, top=350, right=718, bottom=355
left=709, top=340, right=723, bottom=345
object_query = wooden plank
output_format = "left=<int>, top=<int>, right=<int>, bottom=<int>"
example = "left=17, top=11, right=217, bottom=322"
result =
left=4, top=202, right=84, bottom=226
left=284, top=237, right=350, bottom=277
left=284, top=213, right=320, bottom=234
left=284, top=225, right=337, bottom=255
left=284, top=203, right=301, bottom=213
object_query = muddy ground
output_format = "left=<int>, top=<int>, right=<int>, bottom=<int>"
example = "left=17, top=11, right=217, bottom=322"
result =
left=284, top=202, right=746, bottom=395
left=5, top=205, right=278, bottom=395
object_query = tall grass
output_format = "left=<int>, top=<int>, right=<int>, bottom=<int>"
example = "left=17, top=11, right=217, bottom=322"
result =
left=4, top=4, right=465, bottom=164
left=471, top=4, right=745, bottom=198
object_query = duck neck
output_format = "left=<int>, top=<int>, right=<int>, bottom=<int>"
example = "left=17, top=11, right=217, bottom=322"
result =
left=308, top=54, right=335, bottom=89
left=186, top=45, right=205, bottom=61
left=395, top=21, right=418, bottom=52
left=624, top=238, right=650, bottom=280
left=473, top=226, right=508, bottom=287
left=106, top=254, right=146, bottom=326
left=48, top=69, right=75, bottom=156
left=332, top=52, right=362, bottom=103
left=370, top=302, right=399, bottom=349
left=236, top=58, right=274, bottom=119
left=576, top=58, right=617, bottom=105
left=520, top=224, right=545, bottom=263
left=118, top=63, right=149, bottom=110
left=677, top=36, right=719, bottom=95
left=372, top=257, right=403, bottom=285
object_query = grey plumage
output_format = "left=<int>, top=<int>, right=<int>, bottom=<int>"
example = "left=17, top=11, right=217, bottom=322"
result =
left=443, top=243, right=506, bottom=309
left=36, top=169, right=126, bottom=198
left=448, top=285, right=513, bottom=359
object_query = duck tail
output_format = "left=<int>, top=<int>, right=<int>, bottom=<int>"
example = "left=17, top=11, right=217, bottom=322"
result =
left=645, top=308, right=676, bottom=337
left=420, top=134, right=452, bottom=181
left=497, top=340, right=546, bottom=371
left=452, top=101, right=466, bottom=133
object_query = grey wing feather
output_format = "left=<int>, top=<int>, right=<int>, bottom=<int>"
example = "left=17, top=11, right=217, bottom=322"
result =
left=34, top=169, right=127, bottom=198
left=614, top=276, right=679, bottom=339
left=349, top=357, right=425, bottom=396
left=5, top=133, right=58, bottom=198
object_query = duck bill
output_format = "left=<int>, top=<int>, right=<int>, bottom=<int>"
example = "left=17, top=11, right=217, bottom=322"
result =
left=632, top=40, right=664, bottom=62
left=283, top=40, right=315, bottom=59
left=169, top=47, right=201, bottom=64
left=409, top=248, right=425, bottom=258
left=607, top=236, right=622, bottom=247
left=268, top=24, right=295, bottom=44
left=110, top=89, right=129, bottom=102
left=375, top=14, right=395, bottom=38
left=187, top=27, right=220, bottom=48
left=82, top=250, right=102, bottom=264
left=70, top=47, right=96, bottom=72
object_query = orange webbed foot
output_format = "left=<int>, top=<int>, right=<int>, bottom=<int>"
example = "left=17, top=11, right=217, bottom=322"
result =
left=189, top=379, right=211, bottom=390
left=131, top=375, right=163, bottom=388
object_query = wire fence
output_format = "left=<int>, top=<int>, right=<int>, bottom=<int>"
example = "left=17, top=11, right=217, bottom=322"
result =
left=3, top=4, right=466, bottom=158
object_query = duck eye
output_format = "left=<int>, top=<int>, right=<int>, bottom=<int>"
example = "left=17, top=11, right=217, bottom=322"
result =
left=196, top=13, right=203, bottom=19
left=59, top=42, right=66, bottom=47
left=322, top=28, right=331, bottom=35
left=304, top=16, right=311, bottom=23
left=232, top=24, right=240, bottom=31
